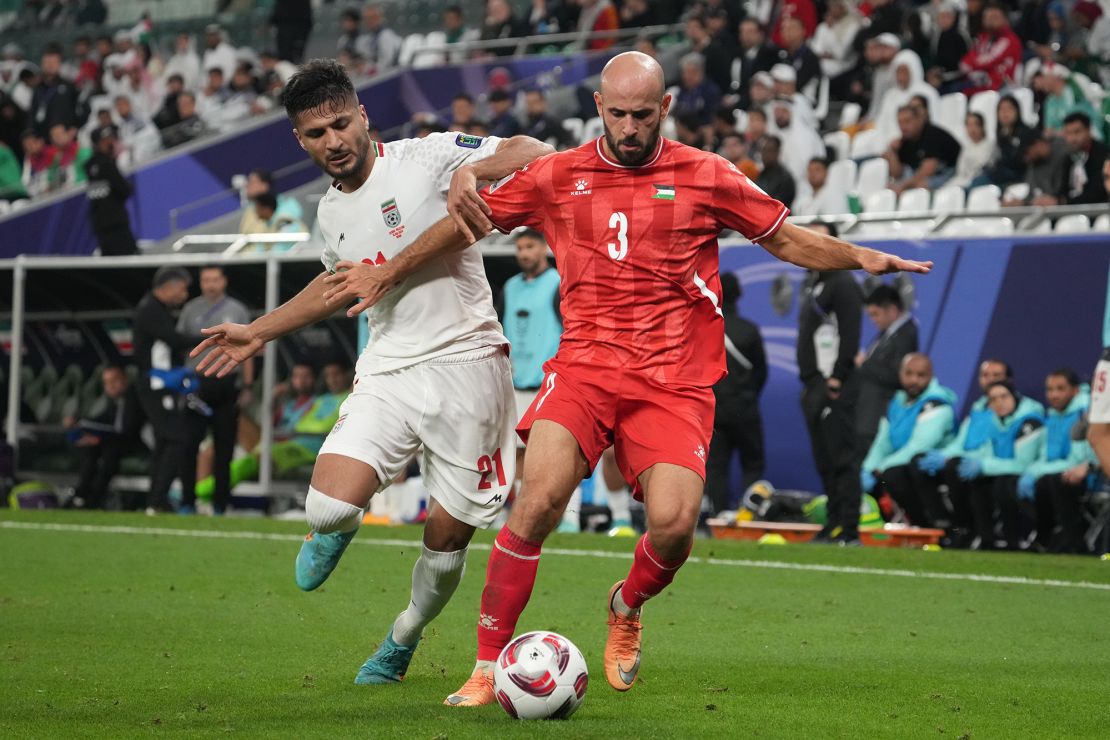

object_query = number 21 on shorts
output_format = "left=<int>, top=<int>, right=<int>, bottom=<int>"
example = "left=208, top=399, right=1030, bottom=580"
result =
left=478, top=448, right=507, bottom=491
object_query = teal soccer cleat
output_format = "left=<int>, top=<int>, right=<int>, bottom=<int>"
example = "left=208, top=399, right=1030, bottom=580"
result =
left=355, top=631, right=417, bottom=685
left=294, top=529, right=357, bottom=591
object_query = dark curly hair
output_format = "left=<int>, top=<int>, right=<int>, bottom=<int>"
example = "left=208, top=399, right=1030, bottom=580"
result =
left=281, top=59, right=358, bottom=123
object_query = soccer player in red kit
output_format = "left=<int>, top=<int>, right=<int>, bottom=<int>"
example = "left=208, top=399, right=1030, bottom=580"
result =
left=322, top=52, right=932, bottom=705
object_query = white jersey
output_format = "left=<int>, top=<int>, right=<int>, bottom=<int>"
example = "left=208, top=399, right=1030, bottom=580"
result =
left=317, top=132, right=509, bottom=374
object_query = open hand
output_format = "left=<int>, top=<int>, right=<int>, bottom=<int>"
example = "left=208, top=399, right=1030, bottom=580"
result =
left=447, top=164, right=492, bottom=243
left=191, top=323, right=264, bottom=378
left=859, top=249, right=933, bottom=276
left=322, top=260, right=396, bottom=317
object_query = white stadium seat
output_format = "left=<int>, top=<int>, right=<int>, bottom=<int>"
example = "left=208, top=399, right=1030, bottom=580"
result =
left=827, top=159, right=857, bottom=196
left=932, top=185, right=966, bottom=212
left=968, top=90, right=999, bottom=139
left=937, top=93, right=968, bottom=139
left=1093, top=214, right=1110, bottom=231
left=967, top=184, right=1002, bottom=212
left=854, top=157, right=889, bottom=198
left=839, top=102, right=862, bottom=128
left=864, top=189, right=897, bottom=214
left=898, top=188, right=931, bottom=213
left=940, top=217, right=1013, bottom=236
left=823, top=131, right=851, bottom=161
left=561, top=117, right=584, bottom=145
left=850, top=129, right=884, bottom=159
left=1009, top=87, right=1039, bottom=128
left=398, top=33, right=425, bottom=66
left=1002, top=182, right=1030, bottom=203
left=1054, top=214, right=1091, bottom=233
left=583, top=117, right=605, bottom=143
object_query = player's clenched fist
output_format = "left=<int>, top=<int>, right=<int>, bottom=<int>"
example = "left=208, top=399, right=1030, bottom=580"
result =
left=322, top=260, right=395, bottom=317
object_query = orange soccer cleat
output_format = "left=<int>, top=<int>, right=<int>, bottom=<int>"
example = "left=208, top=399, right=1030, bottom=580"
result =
left=604, top=580, right=643, bottom=691
left=443, top=667, right=495, bottom=707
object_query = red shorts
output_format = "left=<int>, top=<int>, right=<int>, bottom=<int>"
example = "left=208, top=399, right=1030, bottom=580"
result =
left=516, top=360, right=715, bottom=499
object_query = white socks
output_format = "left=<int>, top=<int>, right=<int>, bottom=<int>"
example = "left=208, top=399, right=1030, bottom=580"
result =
left=305, top=486, right=363, bottom=534
left=391, top=545, right=468, bottom=646
left=609, top=488, right=632, bottom=525
left=611, top=583, right=640, bottom=617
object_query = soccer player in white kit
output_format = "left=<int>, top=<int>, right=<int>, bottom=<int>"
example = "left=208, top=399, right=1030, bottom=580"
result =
left=191, top=60, right=552, bottom=685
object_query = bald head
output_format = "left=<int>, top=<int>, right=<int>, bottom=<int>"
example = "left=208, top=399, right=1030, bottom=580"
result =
left=599, top=51, right=666, bottom=102
left=899, top=352, right=934, bottom=399
left=595, top=51, right=671, bottom=166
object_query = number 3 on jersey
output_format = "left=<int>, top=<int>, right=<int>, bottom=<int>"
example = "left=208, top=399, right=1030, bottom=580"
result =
left=477, top=448, right=507, bottom=491
left=607, top=211, right=629, bottom=261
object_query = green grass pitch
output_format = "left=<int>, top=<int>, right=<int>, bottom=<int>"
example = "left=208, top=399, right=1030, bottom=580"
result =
left=2, top=510, right=1109, bottom=738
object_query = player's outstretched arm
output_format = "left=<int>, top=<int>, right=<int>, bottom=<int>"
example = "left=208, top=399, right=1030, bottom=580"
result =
left=191, top=271, right=336, bottom=377
left=760, top=222, right=934, bottom=275
left=448, top=136, right=553, bottom=242
left=322, top=215, right=475, bottom=317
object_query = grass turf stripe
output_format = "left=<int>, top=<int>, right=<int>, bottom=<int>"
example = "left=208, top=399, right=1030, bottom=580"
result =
left=5, top=519, right=1109, bottom=592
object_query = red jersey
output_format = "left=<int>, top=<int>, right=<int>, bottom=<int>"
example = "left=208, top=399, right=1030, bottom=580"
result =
left=481, top=137, right=789, bottom=387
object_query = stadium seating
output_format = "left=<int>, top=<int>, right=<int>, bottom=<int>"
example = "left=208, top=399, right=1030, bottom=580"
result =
left=864, top=189, right=896, bottom=214
left=1094, top=214, right=1110, bottom=231
left=932, top=185, right=966, bottom=212
left=1054, top=214, right=1091, bottom=233
left=897, top=188, right=931, bottom=213
left=823, top=131, right=851, bottom=161
left=826, top=159, right=857, bottom=198
left=937, top=93, right=968, bottom=139
left=854, top=158, right=889, bottom=199
left=967, top=184, right=1002, bottom=212
left=562, top=118, right=585, bottom=145
left=838, top=102, right=862, bottom=128
left=583, top=117, right=605, bottom=142
left=968, top=90, right=1000, bottom=139
left=850, top=129, right=884, bottom=159
left=1002, top=182, right=1031, bottom=203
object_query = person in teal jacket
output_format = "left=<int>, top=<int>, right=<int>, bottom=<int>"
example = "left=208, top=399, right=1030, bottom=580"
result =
left=862, top=353, right=958, bottom=527
left=1024, top=369, right=1094, bottom=553
left=955, top=380, right=1045, bottom=550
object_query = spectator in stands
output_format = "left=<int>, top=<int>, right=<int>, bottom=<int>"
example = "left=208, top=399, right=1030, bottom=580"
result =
left=153, top=74, right=185, bottom=131
left=487, top=89, right=521, bottom=138
left=1006, top=132, right=1067, bottom=206
left=769, top=98, right=824, bottom=184
left=133, top=266, right=195, bottom=515
left=675, top=53, right=721, bottom=128
left=67, top=365, right=144, bottom=510
left=927, top=1, right=970, bottom=86
left=257, top=50, right=296, bottom=96
left=674, top=112, right=704, bottom=148
left=271, top=0, right=313, bottom=64
left=959, top=381, right=1045, bottom=550
left=620, top=0, right=657, bottom=29
left=1037, top=63, right=1101, bottom=140
left=706, top=272, right=767, bottom=516
left=885, top=104, right=962, bottom=195
left=955, top=2, right=1022, bottom=95
left=161, top=91, right=207, bottom=149
left=202, top=25, right=238, bottom=81
left=717, top=131, right=759, bottom=179
left=163, top=33, right=201, bottom=91
left=45, top=122, right=89, bottom=190
left=1024, top=369, right=1093, bottom=553
left=30, top=43, right=78, bottom=137
left=468, top=120, right=491, bottom=137
left=85, top=125, right=137, bottom=256
left=854, top=284, right=919, bottom=462
left=1055, top=112, right=1109, bottom=205
left=857, top=34, right=901, bottom=125
left=776, top=16, right=821, bottom=101
left=862, top=353, right=957, bottom=527
left=450, top=93, right=476, bottom=130
left=0, top=140, right=25, bottom=200
left=426, top=5, right=479, bottom=64
left=812, top=0, right=861, bottom=86
left=177, top=265, right=254, bottom=516
left=0, top=91, right=25, bottom=159
left=797, top=220, right=864, bottom=544
left=250, top=192, right=308, bottom=251
left=197, top=67, right=229, bottom=122
left=981, top=95, right=1036, bottom=189
left=575, top=0, right=620, bottom=50
left=743, top=106, right=768, bottom=165
left=337, top=7, right=362, bottom=56
left=1066, top=1, right=1107, bottom=80
left=481, top=0, right=531, bottom=57
left=731, top=19, right=779, bottom=110
left=747, top=70, right=775, bottom=111
left=522, top=89, right=573, bottom=149
left=950, top=113, right=994, bottom=189
left=756, top=134, right=795, bottom=206
left=770, top=63, right=815, bottom=128
left=875, top=49, right=940, bottom=149
left=20, top=128, right=51, bottom=196
left=792, top=157, right=844, bottom=216
left=68, top=36, right=100, bottom=91
left=685, top=12, right=733, bottom=94
left=771, top=0, right=817, bottom=49
left=113, top=95, right=160, bottom=165
left=357, top=4, right=403, bottom=73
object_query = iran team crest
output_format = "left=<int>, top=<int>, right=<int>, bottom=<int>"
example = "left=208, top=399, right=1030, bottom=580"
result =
left=381, top=198, right=401, bottom=228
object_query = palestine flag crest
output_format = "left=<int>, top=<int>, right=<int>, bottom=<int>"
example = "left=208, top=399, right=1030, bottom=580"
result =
left=652, top=184, right=675, bottom=201
left=381, top=198, right=402, bottom=228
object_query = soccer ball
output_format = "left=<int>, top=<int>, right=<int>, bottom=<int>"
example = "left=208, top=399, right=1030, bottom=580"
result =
left=493, top=631, right=588, bottom=720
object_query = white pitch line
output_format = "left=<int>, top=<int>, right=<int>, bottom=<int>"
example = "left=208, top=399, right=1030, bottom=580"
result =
left=4, top=520, right=1110, bottom=592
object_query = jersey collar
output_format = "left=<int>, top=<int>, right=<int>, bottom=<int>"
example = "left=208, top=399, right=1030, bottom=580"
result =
left=595, top=136, right=664, bottom=170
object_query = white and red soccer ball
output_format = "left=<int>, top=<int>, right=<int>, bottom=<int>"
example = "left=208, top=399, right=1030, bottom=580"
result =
left=493, top=631, right=589, bottom=720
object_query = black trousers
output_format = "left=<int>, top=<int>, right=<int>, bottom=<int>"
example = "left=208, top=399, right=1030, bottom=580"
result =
left=879, top=457, right=954, bottom=528
left=801, top=379, right=860, bottom=534
left=705, top=399, right=765, bottom=515
left=275, top=23, right=311, bottom=63
left=1034, top=474, right=1089, bottom=553
left=75, top=437, right=130, bottom=509
left=95, top=224, right=137, bottom=256
left=136, top=387, right=185, bottom=511
left=179, top=376, right=240, bottom=512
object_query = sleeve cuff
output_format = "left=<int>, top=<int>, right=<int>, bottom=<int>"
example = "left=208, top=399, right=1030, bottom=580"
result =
left=749, top=206, right=790, bottom=243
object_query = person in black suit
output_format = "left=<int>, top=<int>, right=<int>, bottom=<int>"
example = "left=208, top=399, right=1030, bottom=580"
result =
left=1057, top=112, right=1109, bottom=206
left=705, top=273, right=768, bottom=516
left=67, top=365, right=145, bottom=510
left=852, top=284, right=919, bottom=464
left=730, top=18, right=780, bottom=109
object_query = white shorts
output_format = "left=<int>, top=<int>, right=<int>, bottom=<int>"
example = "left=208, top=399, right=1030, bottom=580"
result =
left=514, top=388, right=539, bottom=447
left=318, top=346, right=517, bottom=528
left=1091, top=358, right=1110, bottom=424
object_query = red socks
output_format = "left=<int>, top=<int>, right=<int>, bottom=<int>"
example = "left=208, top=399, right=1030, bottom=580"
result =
left=619, top=535, right=689, bottom=611
left=476, top=527, right=543, bottom=662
